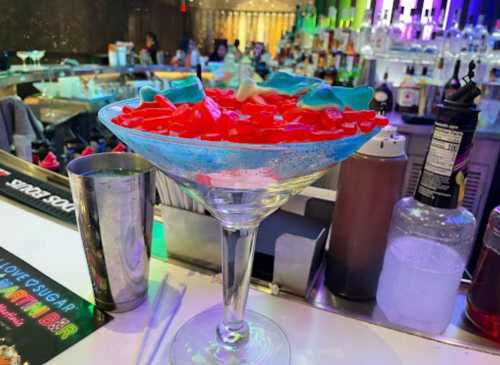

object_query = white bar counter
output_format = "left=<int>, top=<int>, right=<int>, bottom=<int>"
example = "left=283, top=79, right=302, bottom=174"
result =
left=1, top=198, right=499, bottom=365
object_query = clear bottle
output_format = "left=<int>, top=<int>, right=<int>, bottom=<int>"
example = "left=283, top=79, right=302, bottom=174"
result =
left=358, top=9, right=374, bottom=57
left=409, top=30, right=423, bottom=52
left=372, top=10, right=390, bottom=54
left=486, top=19, right=500, bottom=82
left=444, top=10, right=463, bottom=55
left=473, top=15, right=489, bottom=54
left=462, top=16, right=475, bottom=52
left=405, top=8, right=422, bottom=42
left=377, top=77, right=481, bottom=335
left=421, top=9, right=433, bottom=41
left=389, top=7, right=406, bottom=51
left=423, top=31, right=438, bottom=54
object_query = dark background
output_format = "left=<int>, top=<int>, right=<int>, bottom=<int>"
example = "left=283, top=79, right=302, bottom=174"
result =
left=0, top=0, right=194, bottom=62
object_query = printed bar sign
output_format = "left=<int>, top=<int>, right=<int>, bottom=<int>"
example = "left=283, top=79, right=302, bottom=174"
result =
left=0, top=164, right=76, bottom=225
left=0, top=247, right=112, bottom=364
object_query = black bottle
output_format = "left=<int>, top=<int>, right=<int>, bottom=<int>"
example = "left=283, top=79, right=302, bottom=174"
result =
left=443, top=59, right=461, bottom=101
left=370, top=71, right=393, bottom=112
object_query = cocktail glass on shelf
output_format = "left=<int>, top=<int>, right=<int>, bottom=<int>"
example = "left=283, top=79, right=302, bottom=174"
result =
left=16, top=51, right=30, bottom=70
left=31, top=50, right=45, bottom=68
left=99, top=93, right=377, bottom=364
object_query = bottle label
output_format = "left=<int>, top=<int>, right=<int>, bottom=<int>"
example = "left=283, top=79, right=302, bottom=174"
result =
left=397, top=87, right=418, bottom=107
left=346, top=56, right=354, bottom=72
left=374, top=90, right=388, bottom=102
left=414, top=119, right=475, bottom=208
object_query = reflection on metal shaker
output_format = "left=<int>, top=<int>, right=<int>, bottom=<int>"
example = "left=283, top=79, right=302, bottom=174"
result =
left=67, top=152, right=155, bottom=312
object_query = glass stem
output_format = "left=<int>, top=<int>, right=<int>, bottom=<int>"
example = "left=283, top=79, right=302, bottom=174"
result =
left=217, top=225, right=258, bottom=346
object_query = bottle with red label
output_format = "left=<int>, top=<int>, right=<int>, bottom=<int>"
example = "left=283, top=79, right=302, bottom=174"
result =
left=396, top=66, right=418, bottom=114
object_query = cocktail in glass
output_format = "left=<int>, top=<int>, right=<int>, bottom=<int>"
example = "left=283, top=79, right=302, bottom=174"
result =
left=99, top=93, right=377, bottom=364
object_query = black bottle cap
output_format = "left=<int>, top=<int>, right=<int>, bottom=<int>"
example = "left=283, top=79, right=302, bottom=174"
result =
left=445, top=61, right=481, bottom=107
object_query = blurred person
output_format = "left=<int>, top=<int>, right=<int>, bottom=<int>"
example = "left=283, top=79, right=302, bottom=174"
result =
left=233, top=39, right=243, bottom=61
left=184, top=39, right=201, bottom=67
left=209, top=41, right=228, bottom=62
left=144, top=32, right=159, bottom=64
left=253, top=42, right=271, bottom=79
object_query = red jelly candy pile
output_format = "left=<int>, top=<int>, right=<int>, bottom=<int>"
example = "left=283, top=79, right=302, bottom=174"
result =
left=112, top=91, right=386, bottom=144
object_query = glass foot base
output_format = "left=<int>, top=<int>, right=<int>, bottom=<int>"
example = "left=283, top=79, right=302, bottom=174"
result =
left=170, top=305, right=291, bottom=365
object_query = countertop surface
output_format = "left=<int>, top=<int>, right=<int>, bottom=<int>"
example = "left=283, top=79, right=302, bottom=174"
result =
left=1, top=198, right=500, bottom=365
left=0, top=64, right=199, bottom=88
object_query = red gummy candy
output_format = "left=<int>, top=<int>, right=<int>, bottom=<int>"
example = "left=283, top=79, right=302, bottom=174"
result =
left=154, top=94, right=176, bottom=111
left=40, top=151, right=60, bottom=169
left=140, top=116, right=172, bottom=132
left=310, top=129, right=345, bottom=141
left=282, top=108, right=319, bottom=125
left=119, top=117, right=144, bottom=128
left=81, top=146, right=94, bottom=156
left=137, top=101, right=162, bottom=110
left=112, top=143, right=127, bottom=153
left=128, top=108, right=173, bottom=119
left=241, top=102, right=278, bottom=116
left=341, top=122, right=358, bottom=136
left=342, top=110, right=361, bottom=123
left=320, top=108, right=343, bottom=129
left=122, top=106, right=135, bottom=114
left=358, top=120, right=376, bottom=133
left=201, top=133, right=223, bottom=141
left=374, top=116, right=389, bottom=126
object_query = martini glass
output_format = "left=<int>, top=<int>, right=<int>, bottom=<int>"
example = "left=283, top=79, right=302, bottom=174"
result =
left=99, top=98, right=377, bottom=364
left=31, top=50, right=45, bottom=68
left=16, top=51, right=30, bottom=70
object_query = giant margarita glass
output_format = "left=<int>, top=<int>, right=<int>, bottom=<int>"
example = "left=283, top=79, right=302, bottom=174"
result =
left=99, top=73, right=377, bottom=364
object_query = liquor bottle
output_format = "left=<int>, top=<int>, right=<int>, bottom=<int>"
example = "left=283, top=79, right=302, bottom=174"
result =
left=325, top=52, right=338, bottom=86
left=389, top=7, right=406, bottom=51
left=372, top=10, right=389, bottom=54
left=466, top=206, right=500, bottom=342
left=345, top=33, right=356, bottom=80
left=473, top=15, right=489, bottom=54
left=358, top=9, right=373, bottom=57
left=314, top=54, right=326, bottom=79
left=421, top=9, right=433, bottom=41
left=423, top=31, right=438, bottom=54
left=488, top=19, right=500, bottom=51
left=443, top=59, right=461, bottom=101
left=396, top=66, right=418, bottom=114
left=370, top=71, right=393, bottom=112
left=377, top=72, right=481, bottom=335
left=417, top=66, right=430, bottom=116
left=337, top=52, right=349, bottom=86
left=409, top=30, right=423, bottom=52
left=443, top=10, right=463, bottom=55
left=405, top=8, right=422, bottom=42
left=486, top=19, right=500, bottom=82
left=462, top=16, right=475, bottom=53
